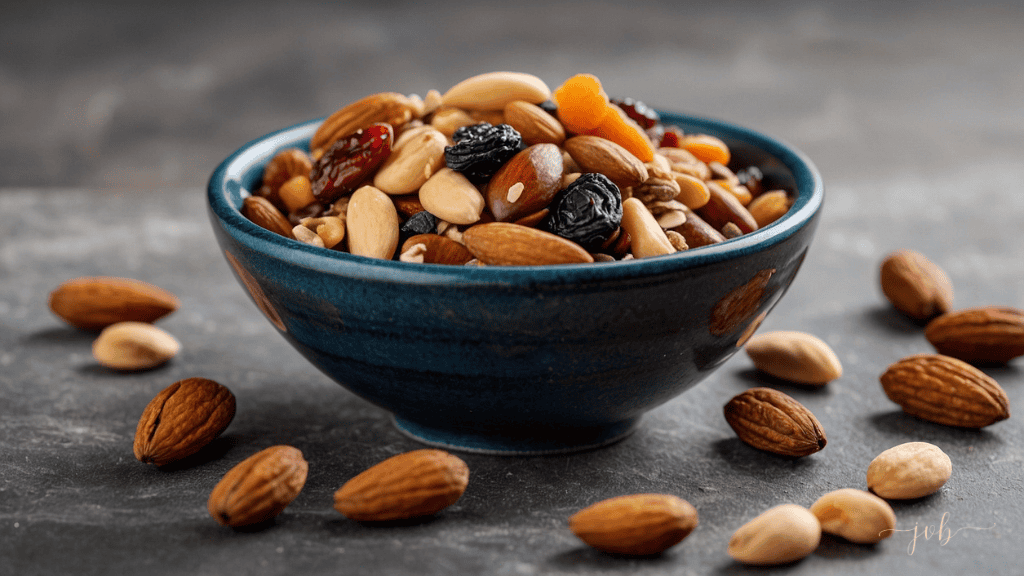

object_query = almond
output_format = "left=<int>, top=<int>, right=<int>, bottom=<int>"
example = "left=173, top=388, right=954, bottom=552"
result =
left=879, top=353, right=1010, bottom=428
left=462, top=222, right=593, bottom=266
left=49, top=276, right=179, bottom=331
left=696, top=181, right=758, bottom=234
left=484, top=143, right=563, bottom=222
left=621, top=197, right=674, bottom=258
left=569, top=494, right=699, bottom=556
left=400, top=234, right=474, bottom=265
left=879, top=249, right=953, bottom=320
left=866, top=442, right=952, bottom=500
left=419, top=167, right=485, bottom=225
left=346, top=185, right=400, bottom=260
left=809, top=488, right=896, bottom=544
left=503, top=100, right=566, bottom=146
left=92, top=321, right=181, bottom=371
left=134, top=377, right=236, bottom=467
left=745, top=331, right=843, bottom=385
left=311, top=92, right=418, bottom=153
left=723, top=387, right=827, bottom=457
left=208, top=445, right=308, bottom=527
left=243, top=196, right=295, bottom=239
left=372, top=126, right=448, bottom=195
left=334, top=449, right=469, bottom=522
left=924, top=306, right=1024, bottom=364
left=563, top=135, right=648, bottom=189
left=728, top=504, right=821, bottom=565
left=440, top=71, right=551, bottom=111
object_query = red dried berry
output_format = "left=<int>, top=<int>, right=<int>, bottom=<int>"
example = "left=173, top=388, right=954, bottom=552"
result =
left=611, top=97, right=660, bottom=130
left=659, top=125, right=685, bottom=148
left=311, top=123, right=393, bottom=203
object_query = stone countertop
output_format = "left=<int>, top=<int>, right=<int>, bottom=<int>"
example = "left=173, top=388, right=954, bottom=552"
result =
left=2, top=1, right=1022, bottom=574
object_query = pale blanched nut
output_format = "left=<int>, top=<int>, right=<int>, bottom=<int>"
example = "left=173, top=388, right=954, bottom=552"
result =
left=418, top=168, right=485, bottom=225
left=92, top=321, right=181, bottom=371
left=346, top=185, right=400, bottom=260
left=373, top=127, right=448, bottom=195
left=278, top=175, right=316, bottom=213
left=291, top=225, right=325, bottom=248
left=867, top=442, right=952, bottom=500
left=728, top=504, right=821, bottom=566
left=810, top=489, right=896, bottom=544
left=430, top=107, right=476, bottom=137
left=621, top=197, right=675, bottom=258
left=441, top=71, right=551, bottom=111
left=422, top=89, right=443, bottom=115
left=672, top=172, right=711, bottom=210
left=747, top=190, right=792, bottom=228
left=300, top=216, right=346, bottom=249
left=745, top=330, right=843, bottom=386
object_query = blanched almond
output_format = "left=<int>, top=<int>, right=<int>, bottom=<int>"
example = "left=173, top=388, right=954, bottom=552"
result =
left=346, top=185, right=399, bottom=260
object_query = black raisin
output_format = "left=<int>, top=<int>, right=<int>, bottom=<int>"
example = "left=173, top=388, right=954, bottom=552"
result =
left=611, top=97, right=660, bottom=130
left=444, top=123, right=523, bottom=184
left=400, top=210, right=437, bottom=239
left=543, top=173, right=623, bottom=250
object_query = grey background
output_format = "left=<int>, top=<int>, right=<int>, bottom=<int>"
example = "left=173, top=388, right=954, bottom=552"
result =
left=1, top=1, right=1022, bottom=574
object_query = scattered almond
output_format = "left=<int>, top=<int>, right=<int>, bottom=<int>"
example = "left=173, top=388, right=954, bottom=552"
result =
left=745, top=330, right=843, bottom=385
left=867, top=442, right=952, bottom=500
left=724, top=387, right=827, bottom=457
left=879, top=249, right=953, bottom=320
left=924, top=306, right=1024, bottom=364
left=49, top=276, right=179, bottom=331
left=809, top=488, right=896, bottom=544
left=569, top=494, right=699, bottom=556
left=728, top=504, right=821, bottom=565
left=134, top=377, right=236, bottom=467
left=334, top=449, right=469, bottom=522
left=208, top=445, right=308, bottom=527
left=92, top=321, right=181, bottom=371
left=879, top=353, right=1010, bottom=428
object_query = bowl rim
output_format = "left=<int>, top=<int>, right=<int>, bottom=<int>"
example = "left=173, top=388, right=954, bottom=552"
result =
left=208, top=111, right=823, bottom=285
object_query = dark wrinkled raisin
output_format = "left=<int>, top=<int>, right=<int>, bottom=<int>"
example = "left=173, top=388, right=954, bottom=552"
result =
left=735, top=166, right=765, bottom=197
left=311, top=123, right=393, bottom=203
left=543, top=173, right=623, bottom=250
left=611, top=98, right=660, bottom=130
left=399, top=210, right=437, bottom=240
left=444, top=123, right=523, bottom=184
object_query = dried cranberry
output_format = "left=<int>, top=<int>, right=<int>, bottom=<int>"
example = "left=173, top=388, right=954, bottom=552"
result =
left=543, top=173, right=622, bottom=250
left=311, top=123, right=393, bottom=203
left=611, top=98, right=660, bottom=130
left=660, top=125, right=685, bottom=148
left=444, top=123, right=523, bottom=184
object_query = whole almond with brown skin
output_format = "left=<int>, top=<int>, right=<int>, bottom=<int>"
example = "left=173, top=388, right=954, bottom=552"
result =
left=745, top=330, right=843, bottom=385
left=134, top=377, right=236, bottom=467
left=879, top=249, right=953, bottom=320
left=924, top=306, right=1024, bottom=364
left=463, top=222, right=594, bottom=266
left=311, top=92, right=417, bottom=153
left=400, top=234, right=474, bottom=265
left=485, top=143, right=563, bottom=222
left=696, top=181, right=758, bottom=234
left=569, top=494, right=699, bottom=556
left=879, top=353, right=1010, bottom=428
left=334, top=449, right=469, bottom=522
left=49, top=276, right=179, bottom=331
left=564, top=135, right=648, bottom=189
left=208, top=445, right=308, bottom=527
left=503, top=100, right=566, bottom=146
left=724, top=387, right=827, bottom=457
left=243, top=196, right=295, bottom=239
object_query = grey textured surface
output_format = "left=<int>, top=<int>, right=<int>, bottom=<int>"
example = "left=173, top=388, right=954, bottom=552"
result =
left=1, top=1, right=1022, bottom=574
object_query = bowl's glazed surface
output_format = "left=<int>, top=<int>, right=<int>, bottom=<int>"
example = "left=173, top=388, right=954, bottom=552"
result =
left=207, top=111, right=823, bottom=454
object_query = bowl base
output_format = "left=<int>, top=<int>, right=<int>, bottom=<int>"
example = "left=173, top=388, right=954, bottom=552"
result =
left=391, top=416, right=641, bottom=455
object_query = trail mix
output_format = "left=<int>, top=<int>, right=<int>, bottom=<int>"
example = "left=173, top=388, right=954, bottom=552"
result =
left=242, top=71, right=794, bottom=265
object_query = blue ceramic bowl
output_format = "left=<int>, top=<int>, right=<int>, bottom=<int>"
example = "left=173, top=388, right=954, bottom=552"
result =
left=207, top=111, right=823, bottom=454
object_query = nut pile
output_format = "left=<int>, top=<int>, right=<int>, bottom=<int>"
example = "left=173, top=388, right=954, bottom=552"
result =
left=242, top=71, right=794, bottom=265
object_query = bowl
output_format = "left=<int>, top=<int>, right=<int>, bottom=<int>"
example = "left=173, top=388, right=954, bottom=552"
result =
left=207, top=111, right=823, bottom=454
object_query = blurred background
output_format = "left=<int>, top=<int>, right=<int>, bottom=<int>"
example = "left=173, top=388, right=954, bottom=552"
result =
left=5, top=0, right=1023, bottom=191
